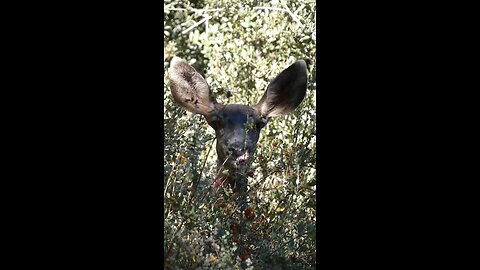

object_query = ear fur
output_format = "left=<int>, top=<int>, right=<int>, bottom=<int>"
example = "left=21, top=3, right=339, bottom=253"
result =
left=168, top=57, right=218, bottom=115
left=255, top=60, right=308, bottom=117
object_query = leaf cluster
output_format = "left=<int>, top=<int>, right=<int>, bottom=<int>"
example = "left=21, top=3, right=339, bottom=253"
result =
left=164, top=0, right=316, bottom=269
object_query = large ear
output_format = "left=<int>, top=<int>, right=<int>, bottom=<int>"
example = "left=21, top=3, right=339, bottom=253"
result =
left=254, top=60, right=307, bottom=118
left=168, top=57, right=218, bottom=115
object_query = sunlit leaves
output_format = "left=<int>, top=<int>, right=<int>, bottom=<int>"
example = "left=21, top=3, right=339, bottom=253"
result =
left=164, top=0, right=316, bottom=268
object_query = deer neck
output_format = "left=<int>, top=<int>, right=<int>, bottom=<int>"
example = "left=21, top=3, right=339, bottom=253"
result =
left=216, top=159, right=248, bottom=195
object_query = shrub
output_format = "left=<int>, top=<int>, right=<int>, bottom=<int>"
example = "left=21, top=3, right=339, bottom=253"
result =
left=164, top=0, right=316, bottom=269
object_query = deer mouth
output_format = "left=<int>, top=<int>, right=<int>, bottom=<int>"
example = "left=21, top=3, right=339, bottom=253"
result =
left=234, top=151, right=250, bottom=167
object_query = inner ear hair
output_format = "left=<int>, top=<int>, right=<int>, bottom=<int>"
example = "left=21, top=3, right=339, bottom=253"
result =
left=168, top=57, right=218, bottom=115
left=255, top=60, right=308, bottom=117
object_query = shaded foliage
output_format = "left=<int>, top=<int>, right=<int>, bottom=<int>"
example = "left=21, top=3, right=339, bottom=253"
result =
left=164, top=0, right=316, bottom=269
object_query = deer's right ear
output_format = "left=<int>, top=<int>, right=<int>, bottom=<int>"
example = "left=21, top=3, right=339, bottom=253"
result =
left=254, top=60, right=307, bottom=118
left=168, top=57, right=218, bottom=115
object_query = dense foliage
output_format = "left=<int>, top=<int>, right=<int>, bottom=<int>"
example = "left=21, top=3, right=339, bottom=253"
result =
left=164, top=0, right=316, bottom=269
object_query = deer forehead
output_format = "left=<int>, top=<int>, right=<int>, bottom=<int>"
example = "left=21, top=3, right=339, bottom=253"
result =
left=215, top=104, right=262, bottom=122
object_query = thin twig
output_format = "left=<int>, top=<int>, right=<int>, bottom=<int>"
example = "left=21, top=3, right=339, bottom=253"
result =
left=188, top=138, right=216, bottom=203
left=280, top=2, right=302, bottom=25
left=195, top=153, right=232, bottom=206
left=253, top=6, right=302, bottom=25
left=164, top=154, right=180, bottom=197
left=298, top=128, right=315, bottom=167
left=253, top=7, right=285, bottom=12
left=166, top=219, right=185, bottom=257
left=268, top=230, right=309, bottom=257
left=181, top=14, right=211, bottom=35
left=205, top=14, right=209, bottom=34
left=165, top=8, right=223, bottom=12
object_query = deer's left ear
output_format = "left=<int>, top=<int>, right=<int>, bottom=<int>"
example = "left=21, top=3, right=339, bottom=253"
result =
left=168, top=57, right=219, bottom=116
left=254, top=60, right=307, bottom=118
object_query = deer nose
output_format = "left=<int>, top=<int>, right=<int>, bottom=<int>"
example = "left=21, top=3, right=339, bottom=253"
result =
left=228, top=146, right=245, bottom=156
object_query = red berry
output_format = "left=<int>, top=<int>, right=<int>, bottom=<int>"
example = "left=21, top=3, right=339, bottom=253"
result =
left=213, top=177, right=225, bottom=188
left=244, top=207, right=255, bottom=220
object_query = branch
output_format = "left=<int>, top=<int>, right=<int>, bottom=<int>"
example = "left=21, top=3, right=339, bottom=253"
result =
left=181, top=14, right=211, bottom=35
left=188, top=138, right=215, bottom=203
left=165, top=7, right=223, bottom=13
left=252, top=7, right=285, bottom=12
left=195, top=152, right=232, bottom=206
left=253, top=6, right=302, bottom=25
left=166, top=219, right=186, bottom=257
left=164, top=153, right=180, bottom=197
left=280, top=2, right=302, bottom=25
left=268, top=229, right=309, bottom=257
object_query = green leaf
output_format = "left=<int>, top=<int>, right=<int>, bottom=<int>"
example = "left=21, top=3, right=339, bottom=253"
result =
left=307, top=223, right=316, bottom=235
left=297, top=222, right=305, bottom=234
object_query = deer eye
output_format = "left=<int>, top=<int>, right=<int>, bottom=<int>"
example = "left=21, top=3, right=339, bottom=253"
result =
left=208, top=114, right=223, bottom=129
left=256, top=119, right=267, bottom=129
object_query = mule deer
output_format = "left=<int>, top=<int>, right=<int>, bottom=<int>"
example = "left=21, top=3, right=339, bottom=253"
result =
left=168, top=57, right=307, bottom=210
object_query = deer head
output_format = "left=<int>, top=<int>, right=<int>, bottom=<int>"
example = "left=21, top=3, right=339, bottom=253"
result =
left=168, top=57, right=307, bottom=200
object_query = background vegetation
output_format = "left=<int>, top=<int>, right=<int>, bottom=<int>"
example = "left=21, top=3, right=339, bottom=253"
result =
left=164, top=0, right=316, bottom=269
